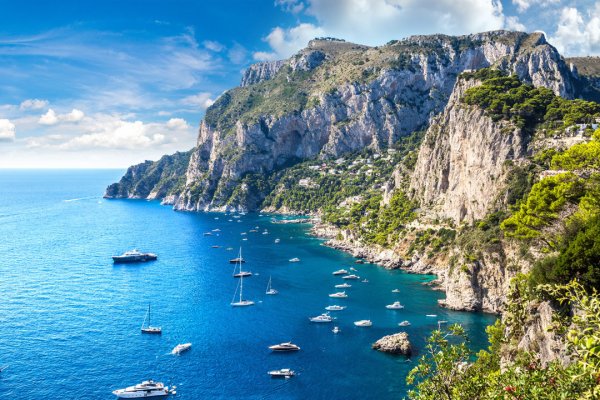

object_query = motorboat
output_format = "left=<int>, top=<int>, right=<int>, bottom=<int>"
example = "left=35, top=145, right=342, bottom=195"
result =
left=233, top=271, right=252, bottom=278
left=249, top=229, right=258, bottom=233
left=262, top=231, right=269, bottom=235
left=332, top=269, right=348, bottom=275
left=171, top=343, right=192, bottom=355
left=335, top=283, right=351, bottom=288
left=354, top=320, right=372, bottom=327
left=329, top=291, right=348, bottom=298
left=229, top=257, right=246, bottom=264
left=386, top=301, right=405, bottom=310
left=342, top=274, right=360, bottom=280
left=426, top=314, right=438, bottom=317
left=112, top=249, right=157, bottom=264
left=350, top=267, right=357, bottom=272
left=203, top=232, right=213, bottom=236
left=392, top=289, right=401, bottom=293
left=269, top=342, right=301, bottom=352
left=355, top=259, right=364, bottom=264
left=241, top=232, right=247, bottom=235
left=112, top=379, right=173, bottom=398
left=268, top=368, right=295, bottom=378
left=289, top=258, right=300, bottom=263
left=212, top=228, right=221, bottom=232
left=332, top=326, right=341, bottom=334
left=211, top=245, right=220, bottom=248
left=325, top=305, right=346, bottom=311
left=274, top=238, right=281, bottom=244
left=309, top=313, right=334, bottom=323
left=398, top=320, right=411, bottom=327
left=242, top=238, right=248, bottom=241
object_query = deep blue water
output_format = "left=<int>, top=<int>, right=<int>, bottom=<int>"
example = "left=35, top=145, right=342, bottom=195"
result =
left=0, top=170, right=496, bottom=399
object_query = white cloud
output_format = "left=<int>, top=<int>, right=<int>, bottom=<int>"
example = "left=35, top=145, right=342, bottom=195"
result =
left=254, top=23, right=325, bottom=61
left=255, top=0, right=516, bottom=60
left=38, top=108, right=85, bottom=125
left=39, top=109, right=59, bottom=125
left=166, top=118, right=190, bottom=130
left=27, top=113, right=195, bottom=151
left=228, top=43, right=248, bottom=64
left=276, top=0, right=306, bottom=14
left=19, top=98, right=49, bottom=110
left=512, top=0, right=559, bottom=13
left=505, top=16, right=527, bottom=31
left=203, top=40, right=224, bottom=52
left=0, top=119, right=16, bottom=141
left=549, top=4, right=600, bottom=56
left=181, top=92, right=215, bottom=109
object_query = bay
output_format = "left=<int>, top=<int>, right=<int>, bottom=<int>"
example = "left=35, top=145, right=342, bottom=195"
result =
left=0, top=169, right=495, bottom=399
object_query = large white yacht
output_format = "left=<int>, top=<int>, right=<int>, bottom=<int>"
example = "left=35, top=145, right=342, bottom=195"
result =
left=332, top=269, right=348, bottom=275
left=325, top=305, right=346, bottom=311
left=309, top=313, right=334, bottom=323
left=353, top=320, right=373, bottom=327
left=329, top=291, right=348, bottom=298
left=171, top=343, right=192, bottom=355
left=385, top=301, right=405, bottom=310
left=112, top=379, right=173, bottom=398
left=268, top=342, right=301, bottom=352
left=112, top=249, right=157, bottom=264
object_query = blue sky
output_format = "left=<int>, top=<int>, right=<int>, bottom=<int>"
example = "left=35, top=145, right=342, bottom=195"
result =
left=0, top=0, right=598, bottom=168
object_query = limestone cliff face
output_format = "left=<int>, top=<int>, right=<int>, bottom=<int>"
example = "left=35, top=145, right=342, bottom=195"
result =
left=410, top=78, right=529, bottom=224
left=176, top=31, right=573, bottom=212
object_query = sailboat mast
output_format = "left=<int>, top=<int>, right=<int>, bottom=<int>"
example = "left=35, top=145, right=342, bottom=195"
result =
left=148, top=303, right=151, bottom=326
left=239, top=247, right=243, bottom=302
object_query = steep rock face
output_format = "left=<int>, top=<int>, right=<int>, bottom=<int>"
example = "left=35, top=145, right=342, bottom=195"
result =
left=410, top=78, right=529, bottom=224
left=372, top=332, right=412, bottom=355
left=104, top=150, right=191, bottom=200
left=240, top=60, right=285, bottom=87
left=176, top=31, right=573, bottom=211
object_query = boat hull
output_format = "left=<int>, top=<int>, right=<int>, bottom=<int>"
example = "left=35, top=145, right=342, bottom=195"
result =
left=112, top=255, right=157, bottom=264
left=113, top=390, right=169, bottom=399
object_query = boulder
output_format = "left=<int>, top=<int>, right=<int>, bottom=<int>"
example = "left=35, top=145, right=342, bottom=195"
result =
left=372, top=332, right=412, bottom=355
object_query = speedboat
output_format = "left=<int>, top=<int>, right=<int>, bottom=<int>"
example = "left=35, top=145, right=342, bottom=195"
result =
left=269, top=342, right=301, bottom=352
left=398, top=320, right=411, bottom=327
left=289, top=258, right=300, bottom=262
left=203, top=232, right=213, bottom=236
left=386, top=301, right=405, bottom=310
left=262, top=231, right=269, bottom=235
left=354, top=320, right=372, bottom=327
left=392, top=289, right=401, bottom=293
left=329, top=291, right=348, bottom=298
left=426, top=314, right=438, bottom=317
left=309, top=313, right=334, bottom=323
left=274, top=238, right=281, bottom=244
left=342, top=274, right=360, bottom=280
left=332, top=269, right=348, bottom=275
left=268, top=368, right=295, bottom=378
left=171, top=343, right=192, bottom=355
left=211, top=245, right=220, bottom=248
left=332, top=326, right=341, bottom=334
left=112, top=379, right=173, bottom=398
left=325, top=305, right=346, bottom=311
left=242, top=238, right=248, bottom=241
left=212, top=228, right=221, bottom=232
left=335, top=283, right=351, bottom=288
left=241, top=232, right=247, bottom=235
left=112, top=249, right=157, bottom=264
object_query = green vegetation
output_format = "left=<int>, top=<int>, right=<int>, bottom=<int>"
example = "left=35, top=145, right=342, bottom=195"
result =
left=408, top=280, right=600, bottom=399
left=461, top=68, right=600, bottom=130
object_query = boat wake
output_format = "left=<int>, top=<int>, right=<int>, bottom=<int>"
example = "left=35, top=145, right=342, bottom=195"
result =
left=63, top=196, right=97, bottom=202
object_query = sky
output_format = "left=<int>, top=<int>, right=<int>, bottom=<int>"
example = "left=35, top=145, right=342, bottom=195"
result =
left=0, top=0, right=599, bottom=168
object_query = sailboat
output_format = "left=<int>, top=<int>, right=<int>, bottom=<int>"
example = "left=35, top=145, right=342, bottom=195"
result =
left=232, top=247, right=252, bottom=277
left=265, top=276, right=278, bottom=295
left=141, top=303, right=162, bottom=334
left=231, top=249, right=254, bottom=307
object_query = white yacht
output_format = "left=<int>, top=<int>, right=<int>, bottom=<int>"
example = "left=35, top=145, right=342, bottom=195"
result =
left=113, top=379, right=173, bottom=398
left=325, top=305, right=346, bottom=311
left=268, top=368, right=295, bottom=378
left=329, top=291, right=348, bottom=298
left=335, top=283, right=351, bottom=288
left=392, top=289, right=401, bottom=293
left=426, top=314, right=438, bottom=317
left=265, top=276, right=278, bottom=295
left=332, top=269, right=348, bottom=275
left=269, top=342, right=301, bottom=352
left=386, top=301, right=405, bottom=310
left=332, top=326, right=341, bottom=334
left=289, top=257, right=300, bottom=262
left=354, top=320, right=372, bottom=327
left=342, top=274, right=360, bottom=280
left=171, top=343, right=192, bottom=355
left=231, top=248, right=254, bottom=307
left=398, top=320, right=411, bottom=327
left=274, top=238, right=281, bottom=244
left=309, top=313, right=334, bottom=323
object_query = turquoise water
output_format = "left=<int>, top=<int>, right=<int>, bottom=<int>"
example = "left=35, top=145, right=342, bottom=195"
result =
left=0, top=170, right=496, bottom=399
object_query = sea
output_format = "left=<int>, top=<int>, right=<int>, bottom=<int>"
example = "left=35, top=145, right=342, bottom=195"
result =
left=0, top=169, right=496, bottom=399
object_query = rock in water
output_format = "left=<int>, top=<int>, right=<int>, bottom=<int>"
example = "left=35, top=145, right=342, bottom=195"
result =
left=372, top=332, right=412, bottom=355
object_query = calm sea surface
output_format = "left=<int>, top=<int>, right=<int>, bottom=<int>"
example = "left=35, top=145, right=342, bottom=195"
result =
left=0, top=169, right=496, bottom=399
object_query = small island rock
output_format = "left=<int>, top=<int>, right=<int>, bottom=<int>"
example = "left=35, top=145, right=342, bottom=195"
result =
left=372, top=332, right=412, bottom=355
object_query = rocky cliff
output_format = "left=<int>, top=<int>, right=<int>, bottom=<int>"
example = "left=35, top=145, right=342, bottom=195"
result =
left=104, top=150, right=191, bottom=200
left=173, top=31, right=574, bottom=212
